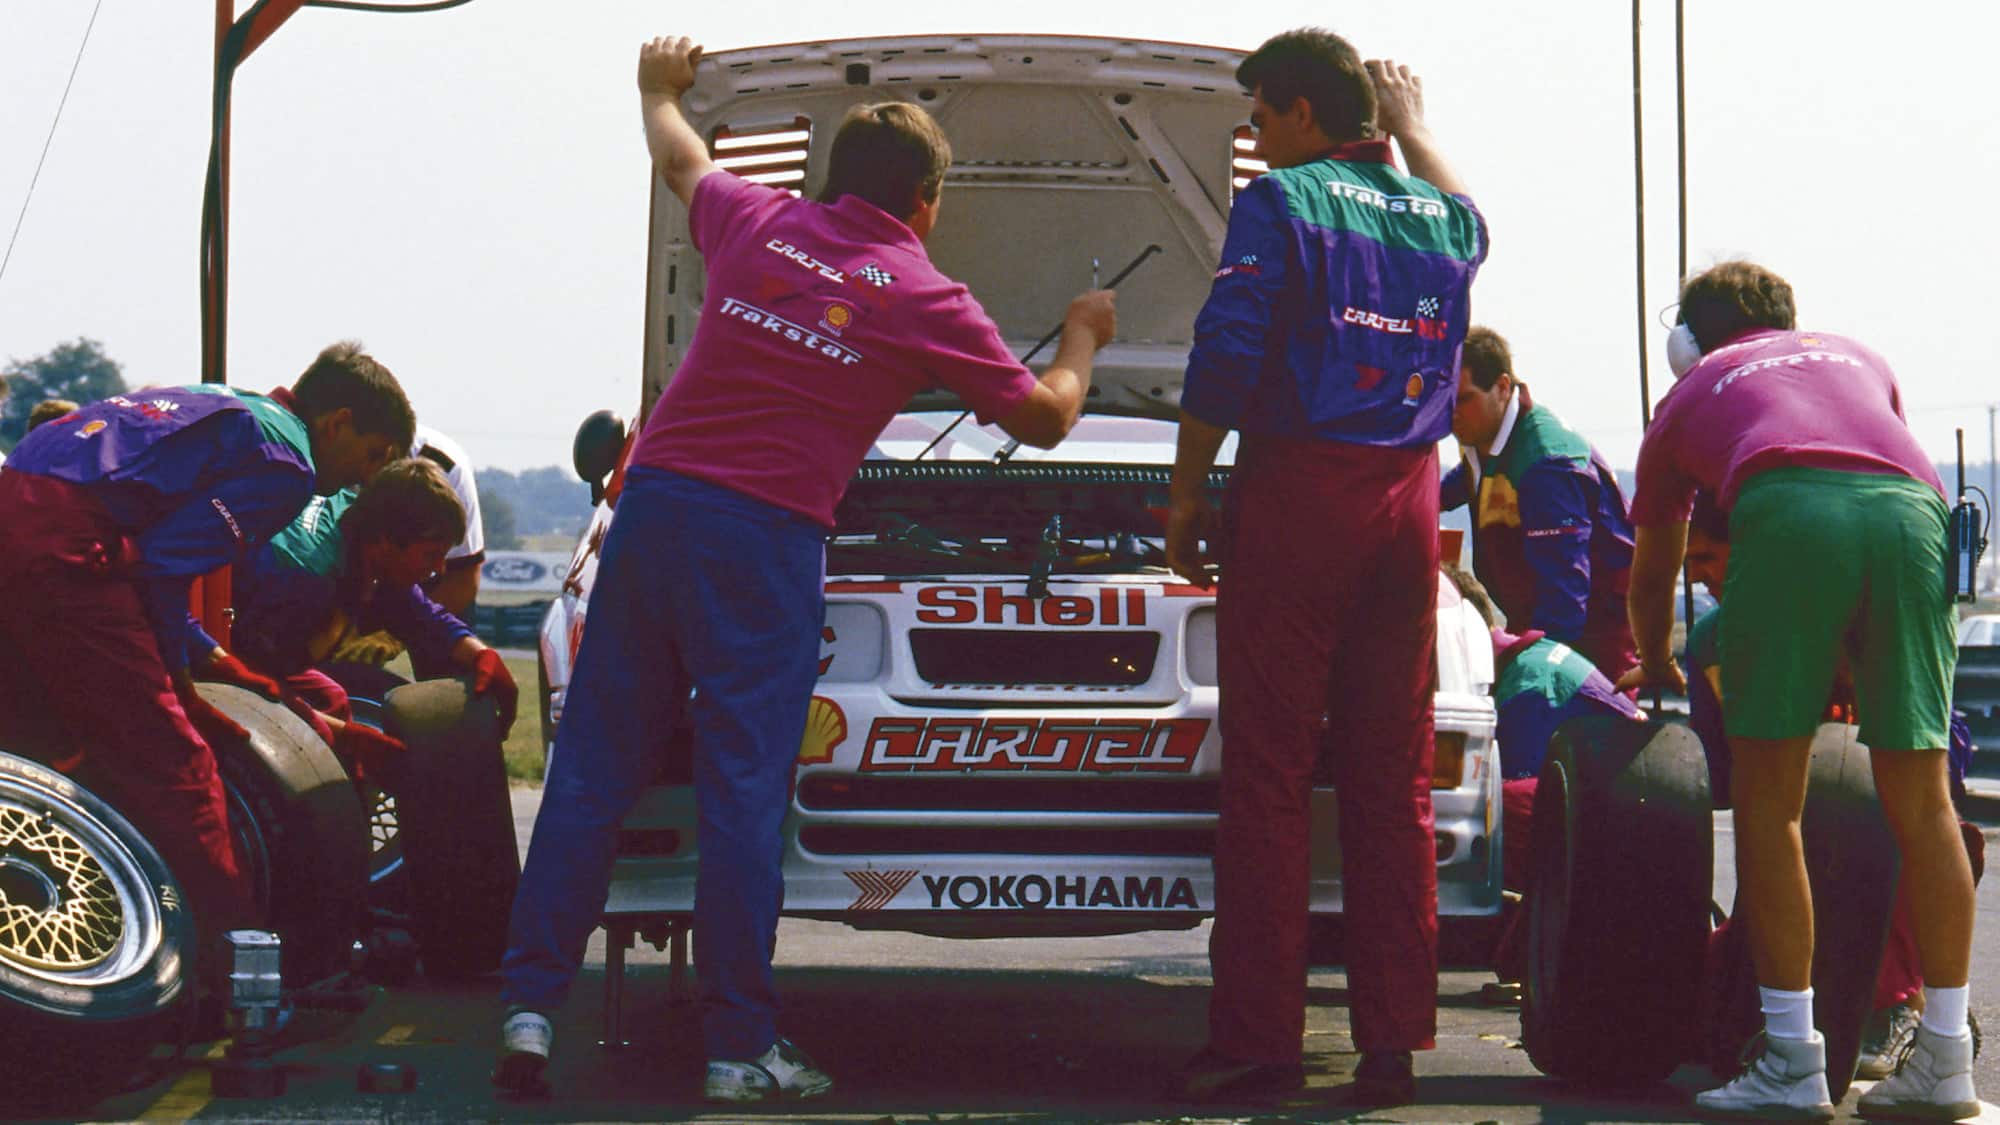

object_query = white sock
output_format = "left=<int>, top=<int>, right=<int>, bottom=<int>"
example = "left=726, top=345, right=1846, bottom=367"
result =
left=1760, top=986, right=1815, bottom=1041
left=1922, top=985, right=1971, bottom=1038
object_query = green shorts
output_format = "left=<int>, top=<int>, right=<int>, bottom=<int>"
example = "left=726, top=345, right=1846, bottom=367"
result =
left=1718, top=467, right=1957, bottom=749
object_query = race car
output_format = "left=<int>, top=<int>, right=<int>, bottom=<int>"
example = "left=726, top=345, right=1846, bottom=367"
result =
left=538, top=34, right=1502, bottom=950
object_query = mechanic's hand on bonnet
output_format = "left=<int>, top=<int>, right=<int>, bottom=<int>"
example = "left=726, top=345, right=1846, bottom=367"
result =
left=1364, top=59, right=1427, bottom=138
left=470, top=646, right=520, bottom=738
left=638, top=35, right=703, bottom=96
left=194, top=648, right=283, bottom=701
left=1065, top=290, right=1117, bottom=350
left=1614, top=657, right=1687, bottom=697
left=1165, top=494, right=1217, bottom=590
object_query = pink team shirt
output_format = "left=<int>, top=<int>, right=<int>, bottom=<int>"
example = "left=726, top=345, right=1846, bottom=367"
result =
left=1629, top=327, right=1945, bottom=526
left=631, top=172, right=1040, bottom=527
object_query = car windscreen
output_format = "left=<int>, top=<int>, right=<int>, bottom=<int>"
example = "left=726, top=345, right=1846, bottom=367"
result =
left=833, top=413, right=1231, bottom=579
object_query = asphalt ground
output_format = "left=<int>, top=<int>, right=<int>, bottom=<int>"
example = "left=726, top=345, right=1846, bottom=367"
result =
left=40, top=791, right=2000, bottom=1125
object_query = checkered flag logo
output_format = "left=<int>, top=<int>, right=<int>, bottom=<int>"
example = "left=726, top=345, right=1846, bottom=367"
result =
left=845, top=869, right=918, bottom=910
left=856, top=263, right=897, bottom=288
left=1416, top=296, right=1441, bottom=317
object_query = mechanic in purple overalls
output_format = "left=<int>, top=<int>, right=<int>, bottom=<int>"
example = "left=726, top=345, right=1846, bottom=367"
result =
left=0, top=343, right=413, bottom=990
left=493, top=34, right=1116, bottom=1104
left=184, top=457, right=517, bottom=761
left=1441, top=326, right=1638, bottom=683
left=1164, top=29, right=1487, bottom=1107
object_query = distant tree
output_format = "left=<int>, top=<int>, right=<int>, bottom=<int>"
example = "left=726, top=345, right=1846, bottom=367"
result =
left=478, top=465, right=593, bottom=539
left=1, top=338, right=127, bottom=452
left=483, top=490, right=523, bottom=550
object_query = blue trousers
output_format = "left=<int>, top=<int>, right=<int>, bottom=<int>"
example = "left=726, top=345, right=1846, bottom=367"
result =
left=501, top=467, right=824, bottom=1059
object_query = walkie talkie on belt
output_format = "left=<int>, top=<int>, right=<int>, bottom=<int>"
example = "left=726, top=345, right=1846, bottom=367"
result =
left=1949, top=428, right=1989, bottom=602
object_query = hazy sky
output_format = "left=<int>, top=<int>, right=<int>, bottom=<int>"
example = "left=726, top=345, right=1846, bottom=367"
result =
left=3, top=1, right=1997, bottom=473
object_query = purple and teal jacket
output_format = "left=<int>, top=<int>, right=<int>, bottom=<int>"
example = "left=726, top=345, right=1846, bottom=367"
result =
left=185, top=486, right=473, bottom=678
left=1181, top=140, right=1488, bottom=447
left=1493, top=628, right=1639, bottom=779
left=1441, top=386, right=1638, bottom=680
left=3, top=385, right=317, bottom=672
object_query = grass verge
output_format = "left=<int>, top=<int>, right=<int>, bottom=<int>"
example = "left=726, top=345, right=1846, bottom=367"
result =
left=502, top=654, right=545, bottom=782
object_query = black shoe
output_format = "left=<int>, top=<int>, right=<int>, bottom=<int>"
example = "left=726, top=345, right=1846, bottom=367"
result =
left=1165, top=1046, right=1306, bottom=1103
left=1347, top=1050, right=1415, bottom=1106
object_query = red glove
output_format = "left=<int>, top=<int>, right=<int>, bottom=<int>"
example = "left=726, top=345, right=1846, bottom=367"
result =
left=197, top=651, right=283, bottom=701
left=470, top=648, right=519, bottom=739
left=333, top=720, right=407, bottom=781
left=175, top=679, right=249, bottom=748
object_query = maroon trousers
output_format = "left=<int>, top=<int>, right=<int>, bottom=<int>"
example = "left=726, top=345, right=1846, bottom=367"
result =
left=1209, top=437, right=1440, bottom=1061
left=1490, top=777, right=1541, bottom=982
left=0, top=472, right=253, bottom=950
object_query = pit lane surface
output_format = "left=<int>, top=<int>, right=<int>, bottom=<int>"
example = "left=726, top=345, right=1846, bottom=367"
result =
left=53, top=790, right=2000, bottom=1124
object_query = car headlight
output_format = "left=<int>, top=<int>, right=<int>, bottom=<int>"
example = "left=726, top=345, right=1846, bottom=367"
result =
left=817, top=603, right=887, bottom=683
left=1432, top=731, right=1467, bottom=789
left=1184, top=606, right=1217, bottom=686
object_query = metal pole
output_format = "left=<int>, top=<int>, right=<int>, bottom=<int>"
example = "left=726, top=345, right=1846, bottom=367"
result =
left=1675, top=0, right=1688, bottom=283
left=1672, top=0, right=1696, bottom=634
left=1632, top=0, right=1653, bottom=429
left=204, top=0, right=232, bottom=385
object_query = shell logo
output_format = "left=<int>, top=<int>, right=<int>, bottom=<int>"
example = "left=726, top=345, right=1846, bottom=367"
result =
left=798, top=696, right=847, bottom=765
left=819, top=302, right=855, bottom=337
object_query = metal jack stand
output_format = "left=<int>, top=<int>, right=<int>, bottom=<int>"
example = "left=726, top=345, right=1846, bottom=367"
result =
left=597, top=915, right=693, bottom=1049
left=211, top=930, right=286, bottom=1098
left=599, top=922, right=634, bottom=1049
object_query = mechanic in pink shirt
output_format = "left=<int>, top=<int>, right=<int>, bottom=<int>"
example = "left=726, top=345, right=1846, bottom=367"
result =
left=495, top=35, right=1117, bottom=1104
left=1624, top=261, right=1976, bottom=1120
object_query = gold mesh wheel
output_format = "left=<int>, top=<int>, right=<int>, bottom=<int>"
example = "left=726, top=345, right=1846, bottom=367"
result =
left=0, top=805, right=124, bottom=972
left=370, top=788, right=399, bottom=856
left=348, top=698, right=404, bottom=886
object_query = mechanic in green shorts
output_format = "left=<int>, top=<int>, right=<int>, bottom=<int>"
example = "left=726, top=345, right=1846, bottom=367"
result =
left=1624, top=260, right=1975, bottom=1121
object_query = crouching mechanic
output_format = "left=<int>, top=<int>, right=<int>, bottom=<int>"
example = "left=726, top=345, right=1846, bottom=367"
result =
left=493, top=35, right=1115, bottom=1103
left=324, top=422, right=486, bottom=675
left=186, top=457, right=518, bottom=764
left=0, top=343, right=413, bottom=994
left=1442, top=327, right=1638, bottom=682
left=1623, top=260, right=1978, bottom=1121
left=1443, top=565, right=1641, bottom=997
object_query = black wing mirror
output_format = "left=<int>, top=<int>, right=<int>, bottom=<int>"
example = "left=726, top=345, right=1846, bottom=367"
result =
left=572, top=409, right=627, bottom=505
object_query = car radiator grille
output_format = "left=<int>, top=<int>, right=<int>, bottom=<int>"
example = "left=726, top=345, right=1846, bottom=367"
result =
left=908, top=629, right=1158, bottom=686
left=798, top=776, right=1218, bottom=813
left=797, top=825, right=1215, bottom=857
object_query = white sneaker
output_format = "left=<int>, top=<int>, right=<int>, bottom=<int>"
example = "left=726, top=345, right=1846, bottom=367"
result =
left=491, top=1009, right=553, bottom=1094
left=1694, top=1032, right=1835, bottom=1120
left=1857, top=1024, right=1980, bottom=1121
left=703, top=1037, right=834, bottom=1102
left=1857, top=1003, right=1923, bottom=1080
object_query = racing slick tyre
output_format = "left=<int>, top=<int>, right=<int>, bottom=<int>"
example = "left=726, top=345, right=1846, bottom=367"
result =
left=0, top=750, right=193, bottom=1109
left=380, top=677, right=520, bottom=980
left=1522, top=716, right=1712, bottom=1088
left=1800, top=723, right=1899, bottom=1103
left=197, top=683, right=370, bottom=987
